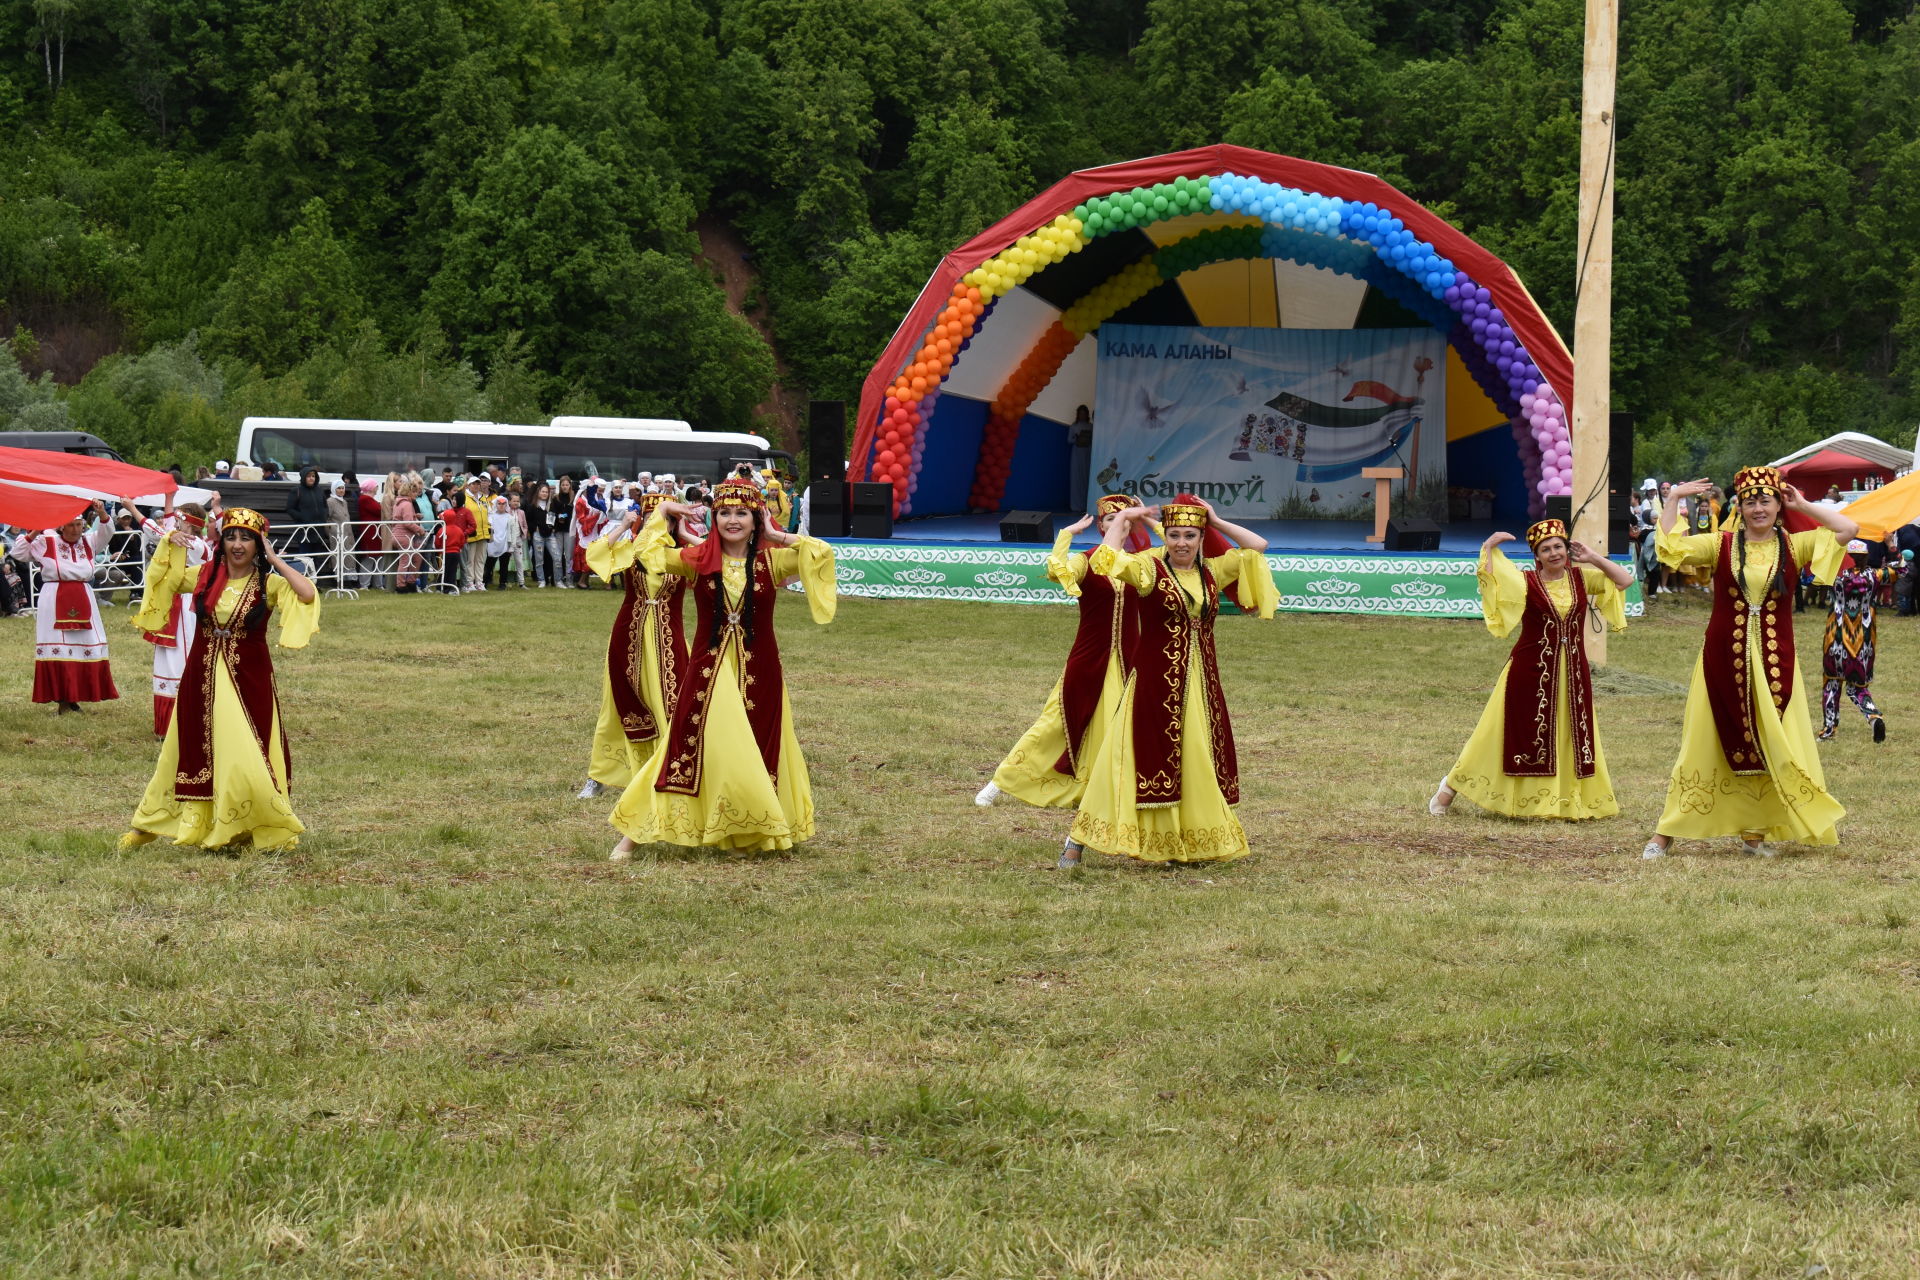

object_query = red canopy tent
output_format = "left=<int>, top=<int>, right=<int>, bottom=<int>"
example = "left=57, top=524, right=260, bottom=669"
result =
left=1778, top=448, right=1895, bottom=498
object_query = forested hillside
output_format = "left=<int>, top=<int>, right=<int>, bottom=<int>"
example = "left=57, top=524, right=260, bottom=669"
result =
left=2, top=0, right=1916, bottom=479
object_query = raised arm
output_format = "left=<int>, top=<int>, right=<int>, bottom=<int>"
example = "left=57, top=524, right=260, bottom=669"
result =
left=1570, top=539, right=1634, bottom=590
left=1660, top=478, right=1711, bottom=533
left=1784, top=483, right=1858, bottom=543
left=1195, top=497, right=1267, bottom=551
left=264, top=541, right=316, bottom=604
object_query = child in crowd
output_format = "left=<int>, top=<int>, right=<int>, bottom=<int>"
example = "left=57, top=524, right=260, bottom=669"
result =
left=508, top=492, right=530, bottom=588
left=441, top=490, right=475, bottom=592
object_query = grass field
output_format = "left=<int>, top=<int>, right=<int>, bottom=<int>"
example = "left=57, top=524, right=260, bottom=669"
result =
left=4, top=582, right=1920, bottom=1277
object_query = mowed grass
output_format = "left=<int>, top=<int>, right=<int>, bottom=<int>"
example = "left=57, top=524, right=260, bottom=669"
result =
left=3, top=582, right=1920, bottom=1278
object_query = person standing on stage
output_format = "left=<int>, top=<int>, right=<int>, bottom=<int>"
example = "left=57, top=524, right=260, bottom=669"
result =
left=11, top=499, right=121, bottom=713
left=121, top=509, right=320, bottom=852
left=1817, top=541, right=1905, bottom=743
left=1428, top=520, right=1632, bottom=821
left=1641, top=468, right=1856, bottom=859
left=975, top=495, right=1151, bottom=853
left=606, top=478, right=836, bottom=859
left=132, top=497, right=216, bottom=737
left=576, top=492, right=693, bottom=799
left=1064, top=495, right=1276, bottom=867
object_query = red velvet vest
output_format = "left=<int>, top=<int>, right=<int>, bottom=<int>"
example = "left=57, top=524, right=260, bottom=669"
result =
left=607, top=561, right=688, bottom=743
left=1500, top=568, right=1597, bottom=778
left=1704, top=530, right=1797, bottom=774
left=174, top=571, right=285, bottom=801
left=655, top=552, right=784, bottom=796
left=1129, top=557, right=1239, bottom=807
left=1051, top=568, right=1140, bottom=776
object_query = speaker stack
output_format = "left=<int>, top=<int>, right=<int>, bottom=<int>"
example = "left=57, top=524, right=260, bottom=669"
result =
left=805, top=400, right=848, bottom=535
left=1000, top=510, right=1054, bottom=543
left=1608, top=411, right=1635, bottom=553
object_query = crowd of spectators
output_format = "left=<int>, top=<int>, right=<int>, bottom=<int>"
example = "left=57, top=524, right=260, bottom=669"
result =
left=0, top=460, right=799, bottom=612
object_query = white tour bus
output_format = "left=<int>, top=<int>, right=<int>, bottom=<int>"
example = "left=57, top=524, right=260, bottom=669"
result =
left=235, top=416, right=786, bottom=486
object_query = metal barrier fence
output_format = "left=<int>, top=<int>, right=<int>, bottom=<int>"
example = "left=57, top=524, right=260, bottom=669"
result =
left=274, top=520, right=460, bottom=598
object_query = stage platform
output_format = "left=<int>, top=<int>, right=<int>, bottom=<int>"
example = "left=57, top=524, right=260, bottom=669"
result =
left=885, top=511, right=1502, bottom=554
left=819, top=512, right=1643, bottom=618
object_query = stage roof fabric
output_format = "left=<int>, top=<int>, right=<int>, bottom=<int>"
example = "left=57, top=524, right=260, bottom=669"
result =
left=855, top=146, right=1576, bottom=522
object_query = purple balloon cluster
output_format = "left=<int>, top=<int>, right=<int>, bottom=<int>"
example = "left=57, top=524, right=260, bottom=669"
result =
left=1441, top=276, right=1566, bottom=518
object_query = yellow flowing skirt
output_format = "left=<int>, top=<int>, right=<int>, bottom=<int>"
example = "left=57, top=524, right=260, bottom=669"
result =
left=587, top=667, right=653, bottom=789
left=990, top=654, right=1127, bottom=809
left=585, top=608, right=677, bottom=789
left=608, top=644, right=813, bottom=853
left=1444, top=654, right=1619, bottom=819
left=1655, top=655, right=1843, bottom=845
left=1069, top=662, right=1248, bottom=864
left=123, top=663, right=304, bottom=851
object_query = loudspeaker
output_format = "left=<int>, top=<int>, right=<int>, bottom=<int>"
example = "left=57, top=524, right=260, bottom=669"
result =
left=1000, top=510, right=1054, bottom=543
left=807, top=401, right=845, bottom=483
left=810, top=479, right=849, bottom=537
left=1544, top=495, right=1572, bottom=527
left=849, top=481, right=893, bottom=539
left=1385, top=517, right=1442, bottom=551
left=1608, top=410, right=1635, bottom=552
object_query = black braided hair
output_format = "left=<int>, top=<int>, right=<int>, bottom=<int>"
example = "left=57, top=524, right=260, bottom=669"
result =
left=703, top=522, right=762, bottom=652
left=1734, top=521, right=1791, bottom=599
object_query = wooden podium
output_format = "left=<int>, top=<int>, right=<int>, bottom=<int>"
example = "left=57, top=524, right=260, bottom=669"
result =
left=1363, top=466, right=1404, bottom=544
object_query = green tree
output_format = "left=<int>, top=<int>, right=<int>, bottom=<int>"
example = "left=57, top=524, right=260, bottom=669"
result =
left=204, top=197, right=368, bottom=371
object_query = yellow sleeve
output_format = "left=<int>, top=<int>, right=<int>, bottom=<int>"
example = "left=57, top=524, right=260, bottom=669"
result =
left=636, top=511, right=696, bottom=580
left=1045, top=527, right=1087, bottom=596
left=1088, top=544, right=1160, bottom=595
left=1476, top=546, right=1529, bottom=639
left=1655, top=527, right=1719, bottom=570
left=1205, top=548, right=1278, bottom=618
left=767, top=536, right=836, bottom=624
left=585, top=529, right=640, bottom=581
left=267, top=575, right=321, bottom=649
left=1791, top=528, right=1847, bottom=586
left=1579, top=564, right=1628, bottom=633
left=129, top=537, right=197, bottom=634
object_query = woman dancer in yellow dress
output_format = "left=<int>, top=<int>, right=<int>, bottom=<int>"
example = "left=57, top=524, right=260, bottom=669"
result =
left=974, top=494, right=1151, bottom=861
left=1066, top=494, right=1277, bottom=866
left=1428, top=519, right=1631, bottom=820
left=576, top=492, right=691, bottom=799
left=607, top=478, right=835, bottom=859
left=1642, top=467, right=1856, bottom=858
left=121, top=509, right=320, bottom=852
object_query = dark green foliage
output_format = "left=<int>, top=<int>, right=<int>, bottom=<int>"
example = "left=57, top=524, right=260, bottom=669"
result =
left=0, top=0, right=1916, bottom=469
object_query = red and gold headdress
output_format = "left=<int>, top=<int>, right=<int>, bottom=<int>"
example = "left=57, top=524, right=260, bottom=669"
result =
left=1733, top=466, right=1784, bottom=500
left=221, top=507, right=269, bottom=537
left=709, top=478, right=765, bottom=511
left=1525, top=518, right=1567, bottom=549
left=1160, top=501, right=1209, bottom=529
left=637, top=491, right=666, bottom=520
left=1097, top=493, right=1153, bottom=552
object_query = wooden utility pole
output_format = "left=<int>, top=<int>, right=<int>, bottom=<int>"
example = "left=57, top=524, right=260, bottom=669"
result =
left=1572, top=0, right=1617, bottom=663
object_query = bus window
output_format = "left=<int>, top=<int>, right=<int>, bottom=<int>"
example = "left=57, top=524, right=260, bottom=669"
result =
left=254, top=427, right=352, bottom=474
left=358, top=432, right=448, bottom=476
left=545, top=442, right=633, bottom=483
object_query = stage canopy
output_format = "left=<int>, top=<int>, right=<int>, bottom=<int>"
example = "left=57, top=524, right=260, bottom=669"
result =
left=1778, top=448, right=1895, bottom=497
left=856, top=144, right=1574, bottom=522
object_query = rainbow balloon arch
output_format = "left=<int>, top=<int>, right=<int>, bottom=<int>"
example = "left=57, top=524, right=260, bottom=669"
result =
left=854, top=144, right=1577, bottom=524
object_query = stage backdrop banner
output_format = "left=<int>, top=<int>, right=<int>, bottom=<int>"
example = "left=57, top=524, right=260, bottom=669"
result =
left=1088, top=324, right=1447, bottom=521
